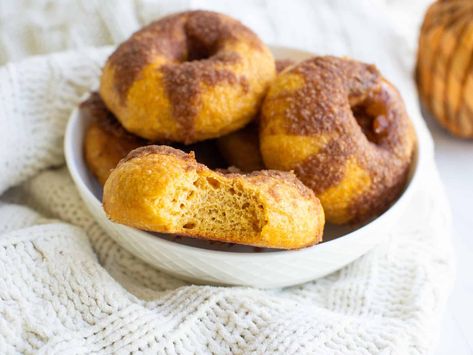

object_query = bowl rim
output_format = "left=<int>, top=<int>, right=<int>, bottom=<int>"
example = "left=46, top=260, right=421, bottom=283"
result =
left=64, top=44, right=425, bottom=259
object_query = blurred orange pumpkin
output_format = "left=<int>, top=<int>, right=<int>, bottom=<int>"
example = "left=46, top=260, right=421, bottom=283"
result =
left=416, top=0, right=473, bottom=138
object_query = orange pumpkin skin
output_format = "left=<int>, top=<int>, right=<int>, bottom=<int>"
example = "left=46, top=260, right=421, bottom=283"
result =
left=416, top=0, right=473, bottom=138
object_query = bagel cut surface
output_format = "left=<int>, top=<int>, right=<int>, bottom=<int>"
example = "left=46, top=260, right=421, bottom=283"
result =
left=260, top=56, right=416, bottom=224
left=103, top=146, right=324, bottom=249
left=100, top=10, right=275, bottom=144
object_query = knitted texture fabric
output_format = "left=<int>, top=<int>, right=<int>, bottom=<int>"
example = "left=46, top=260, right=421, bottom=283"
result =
left=0, top=0, right=454, bottom=354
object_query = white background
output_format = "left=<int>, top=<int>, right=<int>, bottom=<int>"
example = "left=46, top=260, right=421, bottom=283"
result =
left=376, top=1, right=473, bottom=351
left=427, top=115, right=473, bottom=354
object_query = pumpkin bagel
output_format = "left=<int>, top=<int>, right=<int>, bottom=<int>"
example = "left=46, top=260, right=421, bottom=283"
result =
left=82, top=93, right=146, bottom=186
left=103, top=146, right=324, bottom=249
left=100, top=10, right=276, bottom=144
left=260, top=56, right=416, bottom=224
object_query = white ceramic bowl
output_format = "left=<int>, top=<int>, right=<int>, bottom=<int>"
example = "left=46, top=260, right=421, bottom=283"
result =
left=65, top=46, right=422, bottom=288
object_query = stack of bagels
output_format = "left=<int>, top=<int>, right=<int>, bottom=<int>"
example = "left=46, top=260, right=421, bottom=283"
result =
left=82, top=10, right=416, bottom=249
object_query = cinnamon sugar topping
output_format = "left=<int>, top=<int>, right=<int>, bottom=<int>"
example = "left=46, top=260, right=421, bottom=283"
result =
left=107, top=10, right=263, bottom=136
left=263, top=56, right=415, bottom=222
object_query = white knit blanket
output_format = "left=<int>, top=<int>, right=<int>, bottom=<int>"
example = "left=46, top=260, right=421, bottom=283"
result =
left=0, top=0, right=454, bottom=354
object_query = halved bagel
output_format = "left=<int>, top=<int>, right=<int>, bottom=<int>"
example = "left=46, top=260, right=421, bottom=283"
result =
left=103, top=146, right=324, bottom=249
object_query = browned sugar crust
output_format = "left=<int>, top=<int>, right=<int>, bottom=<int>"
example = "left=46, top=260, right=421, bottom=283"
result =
left=106, top=11, right=266, bottom=144
left=80, top=92, right=113, bottom=122
left=246, top=170, right=315, bottom=200
left=119, top=145, right=193, bottom=165
left=121, top=145, right=315, bottom=200
left=265, top=56, right=415, bottom=223
left=80, top=92, right=147, bottom=144
left=275, top=59, right=295, bottom=73
left=162, top=52, right=248, bottom=138
left=108, top=10, right=262, bottom=116
left=81, top=92, right=228, bottom=171
left=282, top=57, right=379, bottom=136
left=121, top=142, right=227, bottom=170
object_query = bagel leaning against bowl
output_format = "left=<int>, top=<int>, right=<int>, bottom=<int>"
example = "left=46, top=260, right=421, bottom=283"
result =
left=260, top=56, right=416, bottom=225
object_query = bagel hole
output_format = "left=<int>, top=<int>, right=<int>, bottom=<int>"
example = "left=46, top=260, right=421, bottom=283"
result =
left=184, top=17, right=220, bottom=62
left=186, top=38, right=218, bottom=62
left=351, top=103, right=389, bottom=144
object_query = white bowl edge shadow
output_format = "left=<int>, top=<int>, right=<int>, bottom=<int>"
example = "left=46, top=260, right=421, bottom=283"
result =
left=64, top=45, right=425, bottom=288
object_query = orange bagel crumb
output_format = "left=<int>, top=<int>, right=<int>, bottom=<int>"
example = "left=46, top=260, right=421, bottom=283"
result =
left=103, top=146, right=324, bottom=249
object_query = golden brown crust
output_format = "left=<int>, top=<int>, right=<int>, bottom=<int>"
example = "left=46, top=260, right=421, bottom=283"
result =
left=81, top=93, right=147, bottom=185
left=108, top=11, right=263, bottom=103
left=108, top=14, right=187, bottom=103
left=82, top=93, right=228, bottom=184
left=104, top=145, right=324, bottom=249
left=162, top=53, right=248, bottom=138
left=244, top=170, right=314, bottom=200
left=80, top=93, right=143, bottom=143
left=120, top=145, right=191, bottom=165
left=122, top=145, right=308, bottom=198
left=282, top=57, right=380, bottom=136
left=260, top=56, right=416, bottom=224
left=275, top=59, right=295, bottom=73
